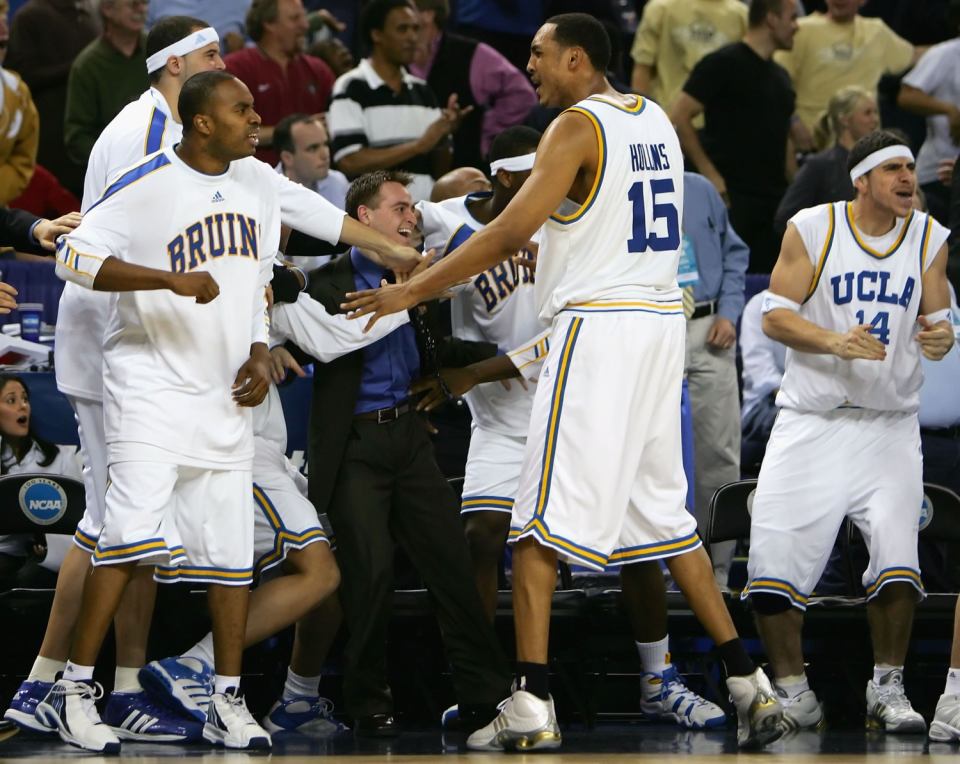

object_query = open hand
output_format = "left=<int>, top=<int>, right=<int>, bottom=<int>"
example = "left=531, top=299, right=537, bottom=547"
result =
left=916, top=314, right=955, bottom=360
left=34, top=212, right=82, bottom=251
left=342, top=282, right=420, bottom=332
left=269, top=345, right=306, bottom=384
left=833, top=324, right=887, bottom=361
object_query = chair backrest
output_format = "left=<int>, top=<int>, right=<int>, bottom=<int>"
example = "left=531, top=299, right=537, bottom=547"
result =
left=0, top=473, right=85, bottom=535
left=919, top=483, right=960, bottom=543
left=704, top=479, right=758, bottom=550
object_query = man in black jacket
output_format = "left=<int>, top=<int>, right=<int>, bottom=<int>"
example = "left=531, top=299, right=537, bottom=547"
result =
left=290, top=170, right=511, bottom=736
left=0, top=209, right=81, bottom=312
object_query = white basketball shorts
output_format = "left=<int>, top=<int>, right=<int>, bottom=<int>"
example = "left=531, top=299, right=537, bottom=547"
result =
left=509, top=308, right=698, bottom=571
left=744, top=407, right=924, bottom=610
left=67, top=395, right=107, bottom=554
left=94, top=456, right=254, bottom=586
left=253, top=460, right=330, bottom=582
left=460, top=426, right=527, bottom=515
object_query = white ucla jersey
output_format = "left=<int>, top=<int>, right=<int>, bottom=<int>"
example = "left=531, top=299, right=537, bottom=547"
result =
left=56, top=88, right=181, bottom=401
left=536, top=95, right=684, bottom=323
left=56, top=147, right=287, bottom=468
left=776, top=201, right=950, bottom=413
left=418, top=192, right=543, bottom=436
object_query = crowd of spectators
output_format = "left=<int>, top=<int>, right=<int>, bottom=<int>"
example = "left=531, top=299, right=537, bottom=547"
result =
left=1, top=0, right=960, bottom=598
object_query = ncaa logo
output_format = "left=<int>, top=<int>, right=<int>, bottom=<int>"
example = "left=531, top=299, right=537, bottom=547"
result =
left=918, top=493, right=934, bottom=532
left=19, top=478, right=68, bottom=526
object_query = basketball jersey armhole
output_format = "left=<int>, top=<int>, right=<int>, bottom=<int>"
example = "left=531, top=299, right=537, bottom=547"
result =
left=802, top=203, right=836, bottom=304
left=548, top=107, right=606, bottom=226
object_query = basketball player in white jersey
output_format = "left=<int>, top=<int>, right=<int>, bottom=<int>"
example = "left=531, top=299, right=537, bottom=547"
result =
left=8, top=17, right=424, bottom=740
left=342, top=13, right=783, bottom=750
left=745, top=131, right=954, bottom=735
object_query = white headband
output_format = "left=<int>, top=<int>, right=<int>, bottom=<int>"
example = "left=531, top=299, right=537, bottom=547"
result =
left=490, top=152, right=536, bottom=175
left=849, top=145, right=915, bottom=183
left=146, top=27, right=220, bottom=74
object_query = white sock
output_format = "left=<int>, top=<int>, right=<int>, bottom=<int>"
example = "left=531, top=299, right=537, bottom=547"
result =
left=874, top=664, right=902, bottom=685
left=945, top=668, right=960, bottom=696
left=774, top=673, right=810, bottom=698
left=214, top=675, right=240, bottom=695
left=27, top=656, right=66, bottom=683
left=637, top=636, right=670, bottom=676
left=64, top=661, right=94, bottom=683
left=114, top=666, right=142, bottom=694
left=283, top=668, right=321, bottom=701
left=184, top=633, right=215, bottom=668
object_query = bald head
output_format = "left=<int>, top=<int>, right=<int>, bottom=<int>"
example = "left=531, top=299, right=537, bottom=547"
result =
left=430, top=167, right=492, bottom=202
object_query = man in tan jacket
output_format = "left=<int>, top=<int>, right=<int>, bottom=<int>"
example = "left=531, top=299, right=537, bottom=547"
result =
left=0, top=0, right=38, bottom=206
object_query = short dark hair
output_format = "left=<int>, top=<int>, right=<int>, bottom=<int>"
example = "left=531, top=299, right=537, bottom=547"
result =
left=246, top=0, right=279, bottom=43
left=748, top=0, right=785, bottom=27
left=413, top=0, right=449, bottom=28
left=346, top=170, right=414, bottom=220
left=545, top=13, right=611, bottom=73
left=146, top=15, right=209, bottom=84
left=487, top=126, right=542, bottom=171
left=274, top=113, right=321, bottom=156
left=847, top=130, right=911, bottom=176
left=361, top=0, right=415, bottom=49
left=179, top=71, right=238, bottom=134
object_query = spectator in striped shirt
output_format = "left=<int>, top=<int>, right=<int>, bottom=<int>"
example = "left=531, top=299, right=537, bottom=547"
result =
left=326, top=0, right=470, bottom=203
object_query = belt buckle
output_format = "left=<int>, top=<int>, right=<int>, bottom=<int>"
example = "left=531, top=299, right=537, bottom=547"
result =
left=377, top=407, right=391, bottom=424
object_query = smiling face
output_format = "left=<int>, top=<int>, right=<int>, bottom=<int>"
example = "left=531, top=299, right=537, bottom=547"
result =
left=0, top=379, right=29, bottom=441
left=203, top=78, right=262, bottom=160
left=358, top=181, right=416, bottom=246
left=859, top=157, right=917, bottom=218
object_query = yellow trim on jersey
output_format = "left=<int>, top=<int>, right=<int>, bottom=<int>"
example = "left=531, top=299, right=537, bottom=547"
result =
left=586, top=95, right=645, bottom=113
left=865, top=568, right=923, bottom=597
left=845, top=202, right=913, bottom=259
left=567, top=300, right=682, bottom=312
left=94, top=539, right=168, bottom=560
left=607, top=533, right=701, bottom=563
left=920, top=215, right=933, bottom=272
left=512, top=518, right=608, bottom=566
left=442, top=223, right=467, bottom=257
left=253, top=485, right=282, bottom=529
left=549, top=107, right=604, bottom=225
left=806, top=203, right=836, bottom=300
left=508, top=333, right=551, bottom=359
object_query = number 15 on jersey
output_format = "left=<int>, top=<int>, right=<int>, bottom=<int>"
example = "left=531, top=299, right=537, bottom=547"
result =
left=627, top=179, right=680, bottom=253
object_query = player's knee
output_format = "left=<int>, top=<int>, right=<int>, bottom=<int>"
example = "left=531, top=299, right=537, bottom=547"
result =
left=284, top=543, right=340, bottom=593
left=751, top=592, right=795, bottom=616
left=465, top=513, right=510, bottom=561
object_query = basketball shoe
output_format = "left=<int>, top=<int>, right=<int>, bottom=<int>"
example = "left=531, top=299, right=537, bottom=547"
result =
left=776, top=687, right=825, bottom=732
left=4, top=680, right=54, bottom=733
left=640, top=665, right=726, bottom=729
left=466, top=691, right=561, bottom=751
left=102, top=690, right=204, bottom=741
left=139, top=656, right=214, bottom=723
left=726, top=668, right=784, bottom=749
left=262, top=696, right=347, bottom=736
left=35, top=678, right=120, bottom=753
left=865, top=669, right=926, bottom=734
left=203, top=687, right=271, bottom=749
left=929, top=694, right=960, bottom=741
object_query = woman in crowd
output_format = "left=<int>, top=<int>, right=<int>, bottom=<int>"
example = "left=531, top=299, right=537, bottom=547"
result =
left=0, top=373, right=81, bottom=591
left=774, top=86, right=879, bottom=237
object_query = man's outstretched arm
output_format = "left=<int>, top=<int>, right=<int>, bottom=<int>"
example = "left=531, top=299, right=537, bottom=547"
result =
left=340, top=111, right=596, bottom=329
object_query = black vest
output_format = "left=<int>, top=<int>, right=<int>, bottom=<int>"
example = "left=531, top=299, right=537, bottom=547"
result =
left=427, top=32, right=484, bottom=171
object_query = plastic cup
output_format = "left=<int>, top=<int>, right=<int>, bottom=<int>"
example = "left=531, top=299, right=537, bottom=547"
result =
left=18, top=303, right=42, bottom=343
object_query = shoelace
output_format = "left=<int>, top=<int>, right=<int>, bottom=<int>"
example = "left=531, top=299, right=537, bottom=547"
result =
left=62, top=681, right=106, bottom=718
left=877, top=682, right=913, bottom=711
left=226, top=692, right=258, bottom=725
left=662, top=672, right=711, bottom=708
left=317, top=698, right=335, bottom=717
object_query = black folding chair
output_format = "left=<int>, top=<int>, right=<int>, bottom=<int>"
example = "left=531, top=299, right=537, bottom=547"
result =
left=0, top=472, right=85, bottom=608
left=703, top=479, right=757, bottom=554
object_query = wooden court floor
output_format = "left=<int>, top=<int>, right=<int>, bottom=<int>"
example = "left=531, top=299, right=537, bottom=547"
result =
left=1, top=725, right=958, bottom=762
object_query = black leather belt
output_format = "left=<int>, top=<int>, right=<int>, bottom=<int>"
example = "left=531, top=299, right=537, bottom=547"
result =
left=921, top=425, right=960, bottom=440
left=355, top=401, right=413, bottom=424
left=690, top=300, right=717, bottom=320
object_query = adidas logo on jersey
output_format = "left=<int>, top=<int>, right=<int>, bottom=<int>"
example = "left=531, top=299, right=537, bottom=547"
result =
left=211, top=191, right=224, bottom=203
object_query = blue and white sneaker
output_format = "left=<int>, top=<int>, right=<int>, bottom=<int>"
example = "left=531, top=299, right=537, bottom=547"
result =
left=441, top=704, right=459, bottom=729
left=204, top=688, right=271, bottom=749
left=35, top=678, right=121, bottom=753
left=641, top=665, right=726, bottom=729
left=4, top=680, right=54, bottom=733
left=139, top=656, right=214, bottom=724
left=103, top=691, right=204, bottom=741
left=262, top=696, right=348, bottom=736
